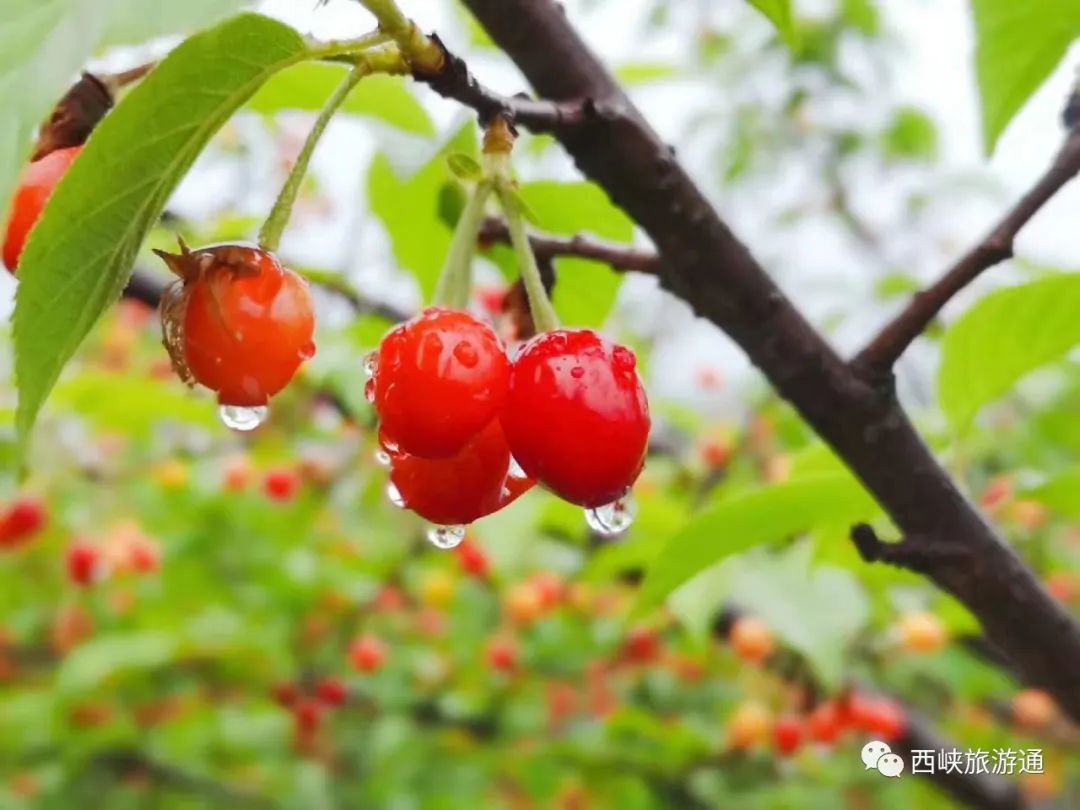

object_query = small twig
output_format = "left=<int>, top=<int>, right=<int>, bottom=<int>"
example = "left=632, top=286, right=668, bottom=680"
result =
left=853, top=95, right=1080, bottom=377
left=850, top=523, right=972, bottom=576
left=478, top=217, right=659, bottom=274
left=416, top=35, right=611, bottom=131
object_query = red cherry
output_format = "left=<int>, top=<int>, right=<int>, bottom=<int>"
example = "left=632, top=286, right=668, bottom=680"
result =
left=807, top=701, right=844, bottom=745
left=623, top=627, right=661, bottom=664
left=373, top=308, right=510, bottom=458
left=128, top=539, right=161, bottom=574
left=855, top=697, right=907, bottom=742
left=293, top=698, right=324, bottom=734
left=501, top=330, right=650, bottom=507
left=3, top=146, right=83, bottom=272
left=273, top=681, right=301, bottom=708
left=315, top=676, right=349, bottom=707
left=530, top=572, right=563, bottom=610
left=773, top=715, right=805, bottom=756
left=349, top=634, right=387, bottom=673
left=67, top=541, right=104, bottom=587
left=263, top=468, right=301, bottom=502
left=156, top=243, right=315, bottom=406
left=0, top=498, right=48, bottom=548
left=388, top=420, right=533, bottom=525
left=456, top=540, right=491, bottom=578
left=486, top=638, right=518, bottom=673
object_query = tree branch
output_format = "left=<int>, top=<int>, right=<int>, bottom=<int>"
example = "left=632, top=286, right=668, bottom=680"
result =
left=477, top=217, right=660, bottom=274
left=854, top=111, right=1080, bottom=376
left=455, top=0, right=1080, bottom=721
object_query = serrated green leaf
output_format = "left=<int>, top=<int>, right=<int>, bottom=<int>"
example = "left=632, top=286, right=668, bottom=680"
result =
left=14, top=14, right=308, bottom=449
left=635, top=473, right=878, bottom=614
left=0, top=0, right=249, bottom=229
left=248, top=63, right=435, bottom=136
left=517, top=182, right=634, bottom=327
left=939, top=274, right=1080, bottom=430
left=973, top=0, right=1080, bottom=154
left=747, top=0, right=800, bottom=50
left=446, top=153, right=482, bottom=181
left=368, top=125, right=478, bottom=301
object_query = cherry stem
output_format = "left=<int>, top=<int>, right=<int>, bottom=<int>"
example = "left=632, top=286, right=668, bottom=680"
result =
left=258, top=66, right=366, bottom=253
left=353, top=0, right=444, bottom=73
left=433, top=180, right=494, bottom=310
left=495, top=178, right=560, bottom=334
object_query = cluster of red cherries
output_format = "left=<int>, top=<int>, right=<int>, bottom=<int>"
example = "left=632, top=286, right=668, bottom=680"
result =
left=3, top=127, right=651, bottom=544
left=367, top=307, right=651, bottom=546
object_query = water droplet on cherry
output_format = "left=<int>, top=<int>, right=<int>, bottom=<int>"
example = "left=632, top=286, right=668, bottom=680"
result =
left=386, top=482, right=406, bottom=508
left=585, top=495, right=636, bottom=536
left=570, top=365, right=585, bottom=379
left=453, top=341, right=479, bottom=367
left=363, top=351, right=379, bottom=377
left=218, top=404, right=268, bottom=432
left=374, top=449, right=391, bottom=467
left=508, top=455, right=528, bottom=480
left=426, top=524, right=466, bottom=549
left=364, top=379, right=376, bottom=403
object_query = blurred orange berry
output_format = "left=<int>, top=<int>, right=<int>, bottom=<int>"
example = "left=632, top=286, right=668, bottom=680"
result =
left=897, top=611, right=948, bottom=654
left=729, top=615, right=775, bottom=665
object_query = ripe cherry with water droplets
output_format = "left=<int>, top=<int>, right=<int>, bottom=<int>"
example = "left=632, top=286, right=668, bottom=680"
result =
left=372, top=308, right=510, bottom=458
left=155, top=241, right=316, bottom=408
left=502, top=330, right=650, bottom=508
left=387, top=420, right=533, bottom=526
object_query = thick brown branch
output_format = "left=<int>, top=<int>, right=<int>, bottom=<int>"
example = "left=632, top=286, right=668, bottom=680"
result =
left=459, top=0, right=1080, bottom=721
left=478, top=217, right=660, bottom=274
left=854, top=117, right=1080, bottom=376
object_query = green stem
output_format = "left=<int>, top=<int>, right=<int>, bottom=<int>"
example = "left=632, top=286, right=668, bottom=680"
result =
left=258, top=67, right=367, bottom=253
left=305, top=30, right=395, bottom=61
left=354, top=0, right=444, bottom=72
left=433, top=180, right=493, bottom=309
left=495, top=178, right=560, bottom=333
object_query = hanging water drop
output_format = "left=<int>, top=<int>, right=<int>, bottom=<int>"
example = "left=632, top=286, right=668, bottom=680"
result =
left=386, top=481, right=406, bottom=508
left=364, top=379, right=376, bottom=403
left=218, top=404, right=268, bottom=432
left=426, top=524, right=466, bottom=549
left=585, top=495, right=637, bottom=536
left=363, top=351, right=379, bottom=378
left=374, top=449, right=392, bottom=467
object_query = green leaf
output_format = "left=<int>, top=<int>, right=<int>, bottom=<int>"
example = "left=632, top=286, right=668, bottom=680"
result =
left=973, top=0, right=1080, bottom=154
left=614, top=62, right=679, bottom=85
left=635, top=473, right=878, bottom=614
left=727, top=545, right=869, bottom=688
left=248, top=63, right=435, bottom=136
left=882, top=107, right=938, bottom=162
left=517, top=182, right=634, bottom=327
left=446, top=153, right=483, bottom=182
left=1029, top=466, right=1080, bottom=519
left=747, top=0, right=800, bottom=50
left=14, top=14, right=308, bottom=448
left=938, top=274, right=1080, bottom=429
left=0, top=0, right=249, bottom=228
left=52, top=371, right=220, bottom=437
left=57, top=632, right=177, bottom=693
left=368, top=125, right=479, bottom=301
